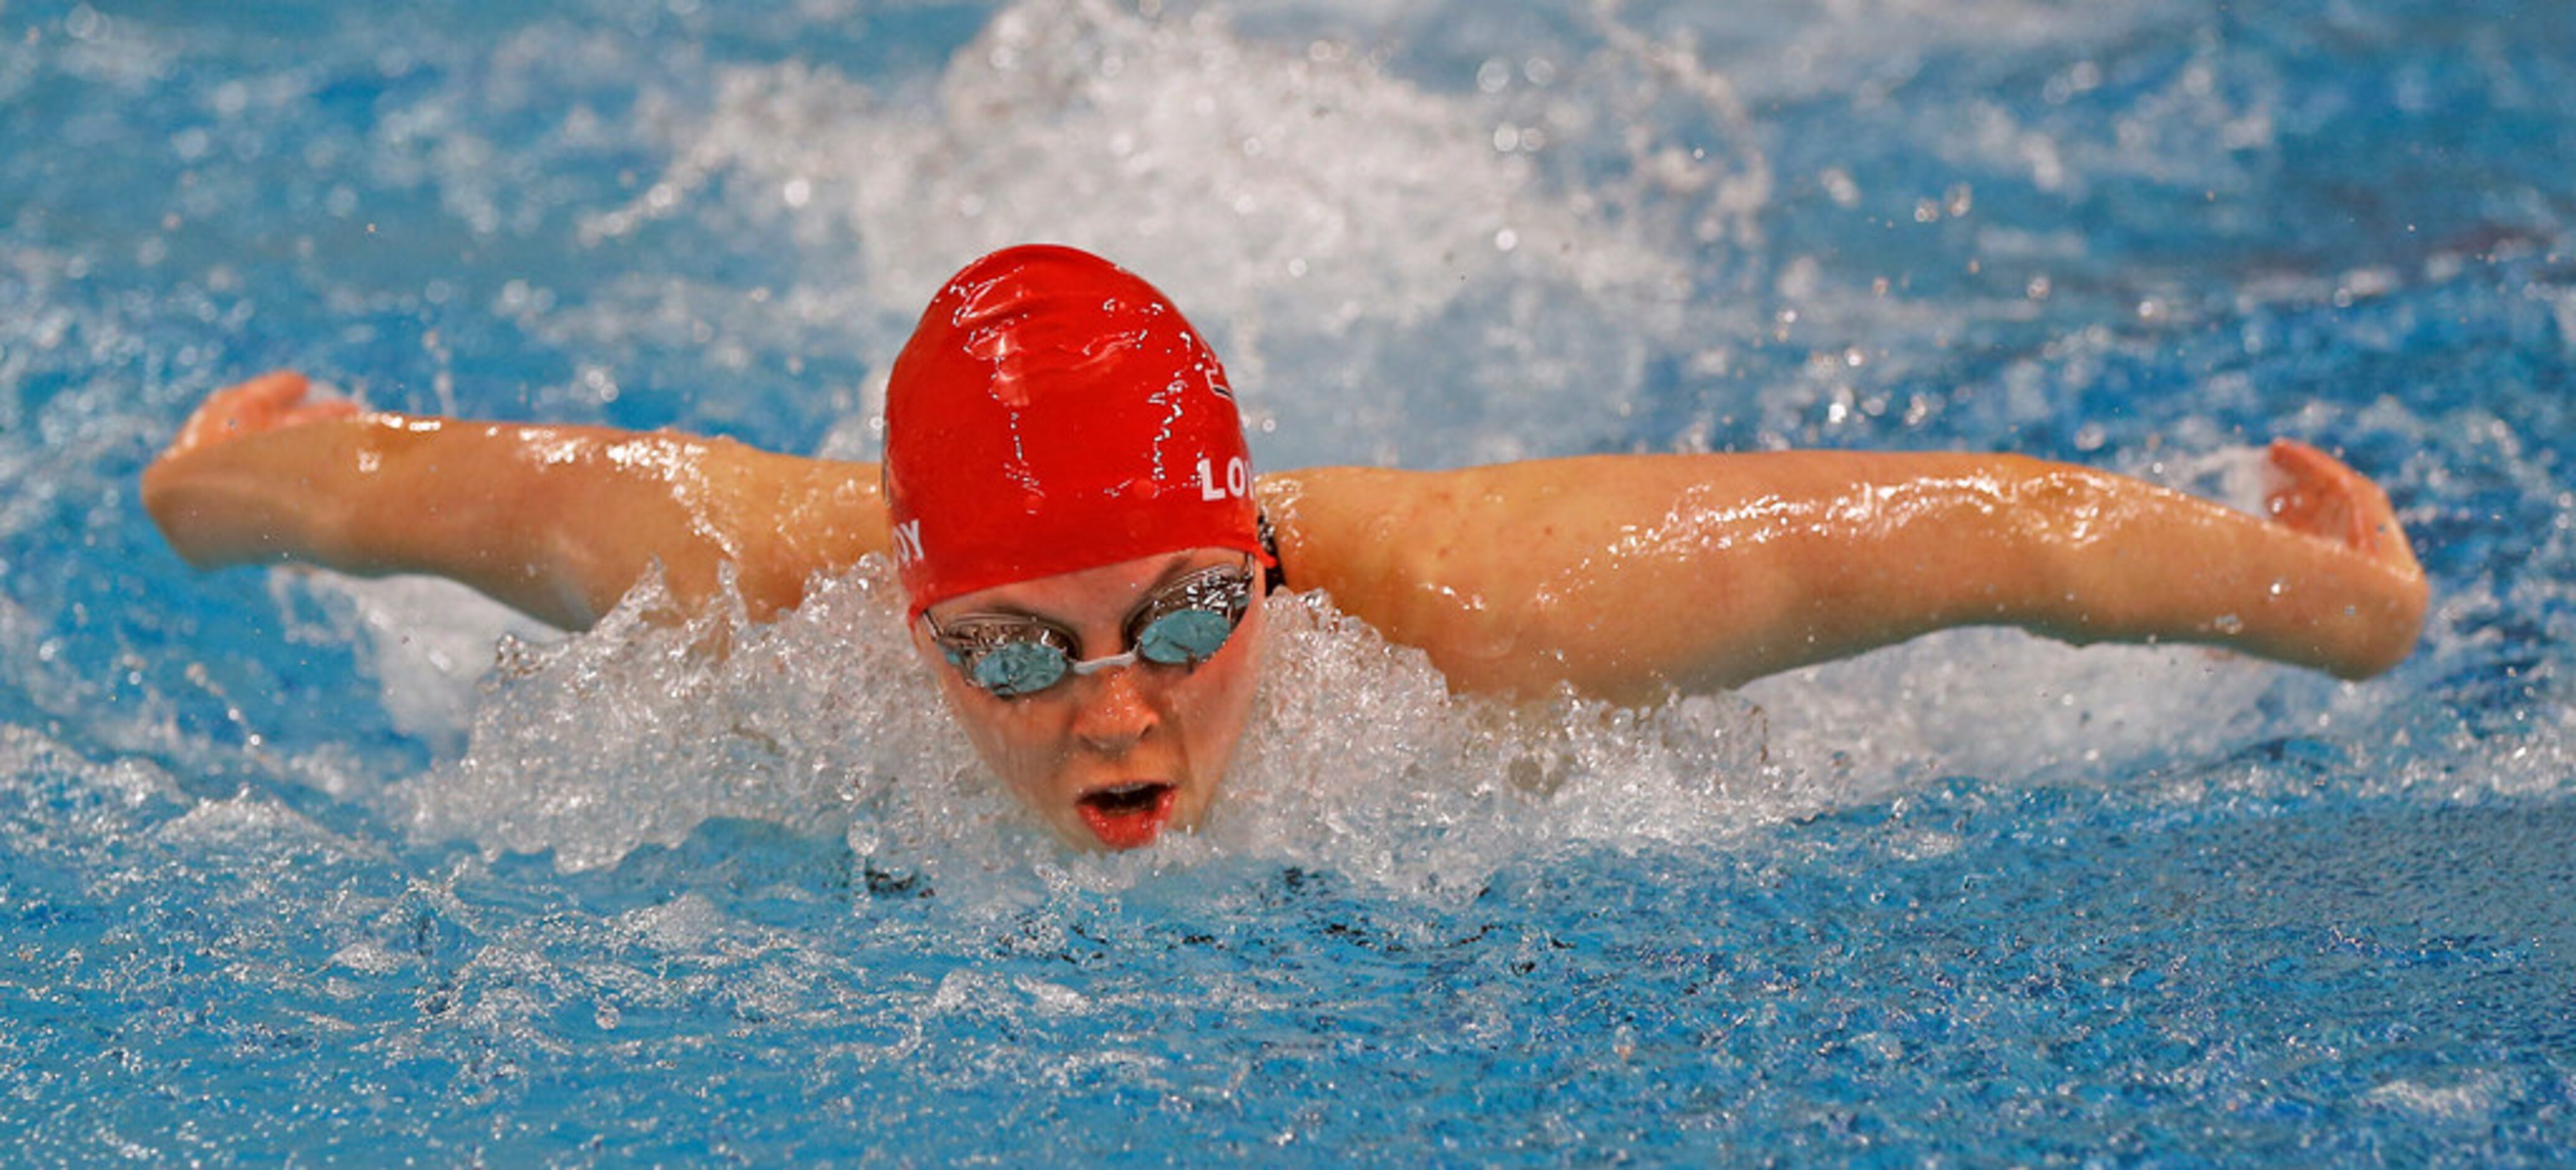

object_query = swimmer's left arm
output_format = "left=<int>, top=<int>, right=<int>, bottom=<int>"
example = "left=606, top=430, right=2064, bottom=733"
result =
left=1261, top=443, right=2429, bottom=704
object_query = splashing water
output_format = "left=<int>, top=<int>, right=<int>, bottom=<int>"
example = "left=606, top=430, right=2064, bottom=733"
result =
left=407, top=556, right=1783, bottom=898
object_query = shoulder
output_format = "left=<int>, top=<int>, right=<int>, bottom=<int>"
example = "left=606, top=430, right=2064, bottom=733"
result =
left=1253, top=468, right=1413, bottom=595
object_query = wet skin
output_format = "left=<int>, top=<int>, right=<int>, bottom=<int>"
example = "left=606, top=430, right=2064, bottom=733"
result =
left=908, top=549, right=1268, bottom=850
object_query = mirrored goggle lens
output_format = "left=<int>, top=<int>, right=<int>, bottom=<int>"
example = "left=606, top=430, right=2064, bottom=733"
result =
left=935, top=559, right=1255, bottom=698
left=1134, top=606, right=1236, bottom=666
left=965, top=638, right=1073, bottom=697
left=959, top=606, right=1236, bottom=697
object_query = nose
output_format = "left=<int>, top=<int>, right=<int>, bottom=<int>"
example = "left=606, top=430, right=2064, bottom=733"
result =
left=1069, top=662, right=1158, bottom=754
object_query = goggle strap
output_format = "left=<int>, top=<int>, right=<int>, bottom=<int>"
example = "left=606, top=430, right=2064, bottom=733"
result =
left=1066, top=649, right=1141, bottom=677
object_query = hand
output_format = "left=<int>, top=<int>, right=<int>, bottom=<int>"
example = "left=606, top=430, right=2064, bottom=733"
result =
left=2262, top=438, right=2421, bottom=575
left=159, top=370, right=360, bottom=464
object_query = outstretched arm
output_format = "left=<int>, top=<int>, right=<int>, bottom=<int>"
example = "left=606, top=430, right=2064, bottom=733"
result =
left=141, top=371, right=889, bottom=628
left=1261, top=443, right=2428, bottom=704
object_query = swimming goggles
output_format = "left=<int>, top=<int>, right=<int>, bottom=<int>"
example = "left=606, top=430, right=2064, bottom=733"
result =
left=923, top=559, right=1257, bottom=698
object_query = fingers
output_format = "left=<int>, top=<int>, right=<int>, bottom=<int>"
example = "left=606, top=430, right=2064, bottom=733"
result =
left=2263, top=439, right=2361, bottom=548
left=166, top=370, right=354, bottom=458
left=279, top=398, right=362, bottom=428
left=2263, top=438, right=2416, bottom=571
left=229, top=369, right=313, bottom=410
left=173, top=370, right=306, bottom=452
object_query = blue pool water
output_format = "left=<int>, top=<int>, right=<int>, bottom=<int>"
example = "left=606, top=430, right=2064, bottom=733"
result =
left=5, top=0, right=2574, bottom=1162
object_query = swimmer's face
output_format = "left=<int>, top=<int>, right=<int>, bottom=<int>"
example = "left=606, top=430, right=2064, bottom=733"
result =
left=910, top=549, right=1266, bottom=851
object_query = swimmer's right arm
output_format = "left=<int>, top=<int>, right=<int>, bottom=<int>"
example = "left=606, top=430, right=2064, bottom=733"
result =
left=141, top=371, right=890, bottom=628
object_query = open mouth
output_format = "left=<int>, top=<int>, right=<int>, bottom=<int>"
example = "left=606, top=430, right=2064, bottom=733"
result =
left=1075, top=782, right=1177, bottom=850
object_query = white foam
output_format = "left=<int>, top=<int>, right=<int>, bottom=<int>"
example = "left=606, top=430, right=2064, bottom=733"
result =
left=0, top=723, right=184, bottom=829
left=1742, top=628, right=2306, bottom=797
left=578, top=0, right=1714, bottom=469
left=387, top=551, right=2347, bottom=902
left=278, top=571, right=562, bottom=754
left=399, top=563, right=945, bottom=872
left=2362, top=1072, right=2508, bottom=1122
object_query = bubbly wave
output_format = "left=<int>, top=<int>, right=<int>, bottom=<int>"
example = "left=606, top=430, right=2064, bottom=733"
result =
left=387, top=548, right=2420, bottom=903
left=579, top=0, right=1726, bottom=470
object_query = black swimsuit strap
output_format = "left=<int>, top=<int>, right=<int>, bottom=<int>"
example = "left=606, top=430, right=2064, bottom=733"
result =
left=1257, top=507, right=1289, bottom=594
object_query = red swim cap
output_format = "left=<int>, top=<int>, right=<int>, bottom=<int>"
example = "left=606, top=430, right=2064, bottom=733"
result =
left=883, top=244, right=1266, bottom=617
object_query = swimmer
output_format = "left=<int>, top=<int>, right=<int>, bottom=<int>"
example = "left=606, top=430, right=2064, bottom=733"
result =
left=141, top=244, right=2430, bottom=850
